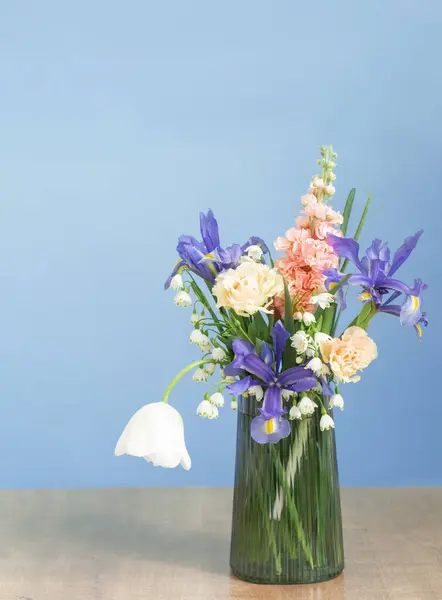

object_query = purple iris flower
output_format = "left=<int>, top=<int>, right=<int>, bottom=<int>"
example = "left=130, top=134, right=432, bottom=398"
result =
left=165, top=210, right=269, bottom=288
left=324, top=231, right=427, bottom=329
left=379, top=285, right=428, bottom=340
left=226, top=321, right=318, bottom=444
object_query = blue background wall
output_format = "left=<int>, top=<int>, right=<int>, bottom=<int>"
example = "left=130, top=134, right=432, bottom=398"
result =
left=0, top=1, right=440, bottom=488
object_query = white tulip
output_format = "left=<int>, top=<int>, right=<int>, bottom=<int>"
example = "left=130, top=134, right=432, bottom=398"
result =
left=210, top=392, right=225, bottom=407
left=248, top=385, right=264, bottom=401
left=281, top=389, right=294, bottom=401
left=298, top=396, right=318, bottom=416
left=305, top=347, right=316, bottom=358
left=193, top=368, right=208, bottom=382
left=303, top=312, right=316, bottom=326
left=293, top=311, right=303, bottom=321
left=291, top=330, right=310, bottom=353
left=247, top=245, right=263, bottom=261
left=174, top=290, right=192, bottom=307
left=204, top=363, right=216, bottom=375
left=320, top=414, right=335, bottom=431
left=311, top=293, right=334, bottom=310
left=170, top=274, right=184, bottom=290
left=114, top=402, right=191, bottom=470
left=197, top=399, right=213, bottom=417
left=330, top=393, right=344, bottom=411
left=289, top=405, right=302, bottom=420
left=211, top=347, right=227, bottom=362
left=296, top=356, right=303, bottom=364
left=231, top=398, right=238, bottom=411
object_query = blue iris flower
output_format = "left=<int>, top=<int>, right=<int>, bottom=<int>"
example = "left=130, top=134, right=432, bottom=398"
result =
left=165, top=210, right=268, bottom=288
left=226, top=321, right=319, bottom=444
left=324, top=231, right=428, bottom=336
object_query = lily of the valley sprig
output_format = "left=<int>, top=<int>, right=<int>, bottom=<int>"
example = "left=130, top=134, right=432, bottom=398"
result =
left=115, top=145, right=428, bottom=469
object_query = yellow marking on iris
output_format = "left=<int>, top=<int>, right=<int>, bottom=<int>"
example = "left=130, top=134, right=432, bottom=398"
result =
left=415, top=323, right=423, bottom=339
left=410, top=295, right=420, bottom=313
left=329, top=282, right=337, bottom=291
left=265, top=418, right=277, bottom=435
left=357, top=291, right=371, bottom=302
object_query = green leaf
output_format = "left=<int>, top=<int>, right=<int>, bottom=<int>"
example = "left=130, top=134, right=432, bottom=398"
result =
left=341, top=188, right=356, bottom=237
left=282, top=278, right=296, bottom=369
left=253, top=311, right=268, bottom=340
left=355, top=300, right=377, bottom=330
left=321, top=305, right=335, bottom=335
left=341, top=193, right=372, bottom=273
left=282, top=278, right=295, bottom=335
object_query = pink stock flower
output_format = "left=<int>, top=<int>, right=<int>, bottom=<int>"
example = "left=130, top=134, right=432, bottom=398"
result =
left=303, top=199, right=343, bottom=225
left=273, top=183, right=343, bottom=315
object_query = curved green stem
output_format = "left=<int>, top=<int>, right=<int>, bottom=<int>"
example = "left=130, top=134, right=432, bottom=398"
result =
left=161, top=358, right=213, bottom=403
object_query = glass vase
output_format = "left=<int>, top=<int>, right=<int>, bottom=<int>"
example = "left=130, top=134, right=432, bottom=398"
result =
left=230, top=395, right=344, bottom=584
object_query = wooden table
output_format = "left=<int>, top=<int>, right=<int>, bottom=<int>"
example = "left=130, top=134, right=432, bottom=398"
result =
left=0, top=488, right=441, bottom=600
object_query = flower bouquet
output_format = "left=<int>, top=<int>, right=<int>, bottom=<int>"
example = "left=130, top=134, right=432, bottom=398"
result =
left=115, top=146, right=427, bottom=584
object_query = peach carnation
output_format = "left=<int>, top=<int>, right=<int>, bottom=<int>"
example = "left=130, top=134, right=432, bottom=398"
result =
left=318, top=326, right=378, bottom=383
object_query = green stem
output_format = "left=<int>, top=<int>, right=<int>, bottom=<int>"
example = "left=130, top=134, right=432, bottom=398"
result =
left=271, top=446, right=314, bottom=568
left=161, top=358, right=213, bottom=403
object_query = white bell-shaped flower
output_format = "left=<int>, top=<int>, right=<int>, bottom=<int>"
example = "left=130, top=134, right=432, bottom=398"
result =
left=298, top=396, right=318, bottom=416
left=289, top=405, right=302, bottom=420
left=209, top=392, right=225, bottom=407
left=170, top=274, right=184, bottom=290
left=212, top=347, right=227, bottom=362
left=115, top=402, right=191, bottom=470
left=193, top=368, right=208, bottom=382
left=174, top=290, right=192, bottom=307
left=329, top=393, right=344, bottom=411
left=320, top=414, right=335, bottom=431
left=303, top=312, right=316, bottom=326
left=248, top=385, right=264, bottom=401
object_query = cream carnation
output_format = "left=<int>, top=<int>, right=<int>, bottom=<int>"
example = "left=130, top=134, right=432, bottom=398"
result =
left=212, top=261, right=284, bottom=316
left=318, top=326, right=378, bottom=383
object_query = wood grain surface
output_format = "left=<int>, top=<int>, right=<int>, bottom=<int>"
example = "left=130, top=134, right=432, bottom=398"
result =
left=0, top=488, right=441, bottom=600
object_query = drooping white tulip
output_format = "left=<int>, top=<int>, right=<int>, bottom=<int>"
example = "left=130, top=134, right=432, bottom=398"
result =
left=114, top=402, right=191, bottom=470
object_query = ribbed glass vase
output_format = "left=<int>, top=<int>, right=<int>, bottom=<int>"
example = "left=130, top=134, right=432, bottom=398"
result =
left=230, top=395, right=344, bottom=584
